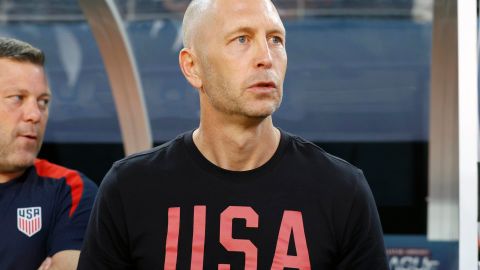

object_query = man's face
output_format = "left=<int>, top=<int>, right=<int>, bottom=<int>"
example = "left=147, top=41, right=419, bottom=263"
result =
left=0, top=58, right=50, bottom=177
left=195, top=0, right=287, bottom=119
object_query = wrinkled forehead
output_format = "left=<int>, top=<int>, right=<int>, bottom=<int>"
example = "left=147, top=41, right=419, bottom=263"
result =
left=185, top=0, right=285, bottom=49
left=209, top=0, right=284, bottom=32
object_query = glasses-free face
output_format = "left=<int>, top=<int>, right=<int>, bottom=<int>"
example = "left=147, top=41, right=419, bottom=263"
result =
left=182, top=0, right=287, bottom=120
left=0, top=58, right=50, bottom=181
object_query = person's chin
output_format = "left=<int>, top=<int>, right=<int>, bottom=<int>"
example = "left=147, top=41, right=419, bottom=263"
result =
left=250, top=102, right=280, bottom=117
left=245, top=108, right=277, bottom=119
left=11, top=152, right=37, bottom=168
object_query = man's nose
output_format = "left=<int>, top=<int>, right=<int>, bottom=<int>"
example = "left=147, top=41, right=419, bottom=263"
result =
left=23, top=99, right=42, bottom=123
left=255, top=39, right=273, bottom=69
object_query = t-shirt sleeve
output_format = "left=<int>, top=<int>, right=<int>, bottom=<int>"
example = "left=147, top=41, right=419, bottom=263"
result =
left=78, top=164, right=133, bottom=269
left=336, top=169, right=389, bottom=270
left=47, top=172, right=98, bottom=256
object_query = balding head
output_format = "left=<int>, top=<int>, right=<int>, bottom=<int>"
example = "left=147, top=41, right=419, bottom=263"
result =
left=181, top=0, right=211, bottom=49
left=181, top=0, right=282, bottom=50
left=178, top=0, right=287, bottom=121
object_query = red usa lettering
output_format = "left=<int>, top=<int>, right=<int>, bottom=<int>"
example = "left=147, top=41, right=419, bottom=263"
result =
left=164, top=205, right=311, bottom=270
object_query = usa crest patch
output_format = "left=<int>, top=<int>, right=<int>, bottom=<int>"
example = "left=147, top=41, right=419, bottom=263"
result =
left=17, top=207, right=42, bottom=237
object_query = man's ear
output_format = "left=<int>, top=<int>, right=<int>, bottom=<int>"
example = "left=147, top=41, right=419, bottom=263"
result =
left=179, top=48, right=202, bottom=89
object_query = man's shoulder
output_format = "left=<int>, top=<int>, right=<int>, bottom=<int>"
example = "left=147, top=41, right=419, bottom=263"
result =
left=32, top=159, right=97, bottom=214
left=33, top=159, right=96, bottom=188
left=111, top=132, right=187, bottom=172
left=285, top=131, right=360, bottom=172
left=282, top=131, right=364, bottom=188
left=97, top=133, right=188, bottom=194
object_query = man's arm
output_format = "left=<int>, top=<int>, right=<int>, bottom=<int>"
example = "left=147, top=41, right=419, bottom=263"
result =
left=37, top=250, right=80, bottom=270
left=336, top=170, right=389, bottom=270
left=78, top=165, right=133, bottom=269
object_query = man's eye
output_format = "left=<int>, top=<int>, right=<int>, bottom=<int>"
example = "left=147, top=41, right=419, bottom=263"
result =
left=8, top=95, right=23, bottom=102
left=271, top=36, right=283, bottom=45
left=237, top=36, right=248, bottom=44
left=38, top=99, right=50, bottom=109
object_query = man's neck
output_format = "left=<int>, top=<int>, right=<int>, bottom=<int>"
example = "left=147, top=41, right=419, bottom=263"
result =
left=193, top=116, right=281, bottom=171
left=0, top=171, right=24, bottom=184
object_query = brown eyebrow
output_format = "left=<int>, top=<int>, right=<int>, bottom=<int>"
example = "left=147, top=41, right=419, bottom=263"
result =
left=224, top=27, right=255, bottom=39
left=224, top=26, right=286, bottom=40
left=4, top=88, right=52, bottom=99
left=39, top=92, right=51, bottom=99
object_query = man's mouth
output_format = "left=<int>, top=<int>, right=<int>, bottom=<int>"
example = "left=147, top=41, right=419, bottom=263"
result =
left=19, top=134, right=38, bottom=141
left=247, top=81, right=277, bottom=92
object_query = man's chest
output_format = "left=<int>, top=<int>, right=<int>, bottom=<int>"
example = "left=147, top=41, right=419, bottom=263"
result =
left=0, top=197, right=54, bottom=269
left=120, top=182, right=339, bottom=269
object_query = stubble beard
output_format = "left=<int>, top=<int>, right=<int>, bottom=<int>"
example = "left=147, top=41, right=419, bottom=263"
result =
left=0, top=137, right=39, bottom=175
left=202, top=68, right=282, bottom=119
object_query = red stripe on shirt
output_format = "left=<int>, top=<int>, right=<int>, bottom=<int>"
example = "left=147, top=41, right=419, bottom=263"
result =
left=34, top=159, right=84, bottom=218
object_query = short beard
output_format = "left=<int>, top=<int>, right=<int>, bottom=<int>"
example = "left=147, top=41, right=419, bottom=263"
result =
left=0, top=161, right=31, bottom=175
left=0, top=145, right=38, bottom=176
left=201, top=67, right=282, bottom=118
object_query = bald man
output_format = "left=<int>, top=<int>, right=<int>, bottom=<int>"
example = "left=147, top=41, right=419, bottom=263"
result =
left=78, top=0, right=388, bottom=269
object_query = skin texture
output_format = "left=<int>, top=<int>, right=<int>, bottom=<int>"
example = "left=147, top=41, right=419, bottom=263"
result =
left=0, top=58, right=80, bottom=269
left=37, top=250, right=80, bottom=270
left=179, top=0, right=287, bottom=171
left=0, top=59, right=50, bottom=183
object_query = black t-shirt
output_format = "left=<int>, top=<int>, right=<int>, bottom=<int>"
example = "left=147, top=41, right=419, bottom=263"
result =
left=78, top=130, right=388, bottom=269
